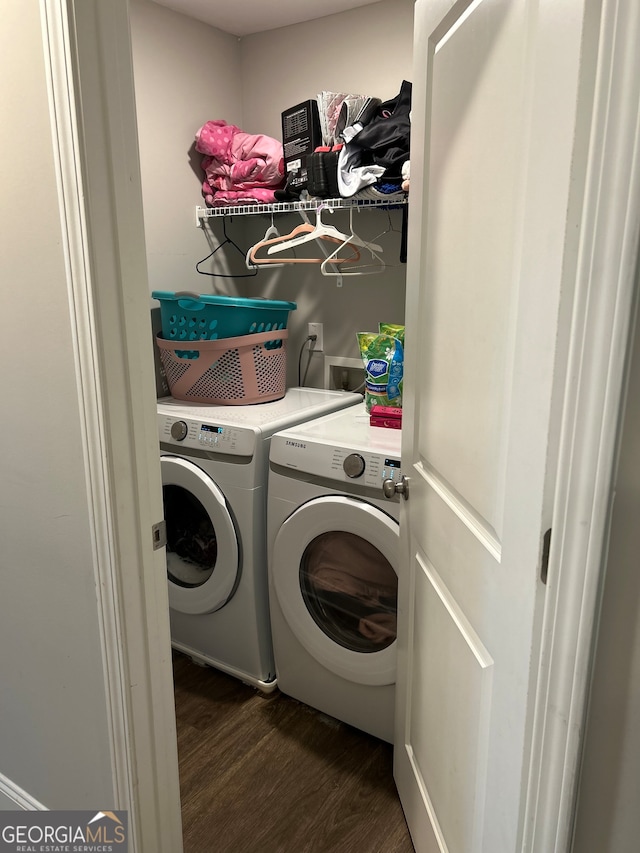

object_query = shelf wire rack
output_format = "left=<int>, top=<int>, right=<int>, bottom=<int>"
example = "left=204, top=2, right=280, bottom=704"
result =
left=195, top=195, right=407, bottom=224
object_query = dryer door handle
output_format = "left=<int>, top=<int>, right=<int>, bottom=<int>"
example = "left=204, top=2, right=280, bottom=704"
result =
left=382, top=475, right=409, bottom=500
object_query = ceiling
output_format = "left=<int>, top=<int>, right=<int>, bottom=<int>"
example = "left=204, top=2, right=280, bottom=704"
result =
left=150, top=0, right=380, bottom=37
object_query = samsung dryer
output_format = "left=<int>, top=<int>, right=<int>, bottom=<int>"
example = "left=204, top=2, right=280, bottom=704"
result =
left=158, top=387, right=362, bottom=692
left=267, top=403, right=403, bottom=741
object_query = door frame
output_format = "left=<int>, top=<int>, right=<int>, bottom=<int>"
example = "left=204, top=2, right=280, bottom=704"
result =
left=46, top=0, right=640, bottom=851
left=41, top=1, right=183, bottom=851
left=521, top=1, right=640, bottom=849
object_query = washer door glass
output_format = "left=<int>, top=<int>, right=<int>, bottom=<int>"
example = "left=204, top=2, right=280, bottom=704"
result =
left=300, top=531, right=397, bottom=653
left=161, top=455, right=239, bottom=615
left=164, top=485, right=217, bottom=587
left=272, top=495, right=398, bottom=686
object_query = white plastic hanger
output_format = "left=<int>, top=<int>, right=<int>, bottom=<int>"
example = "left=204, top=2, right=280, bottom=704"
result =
left=266, top=204, right=382, bottom=256
left=320, top=207, right=386, bottom=278
left=247, top=208, right=362, bottom=266
left=245, top=214, right=286, bottom=270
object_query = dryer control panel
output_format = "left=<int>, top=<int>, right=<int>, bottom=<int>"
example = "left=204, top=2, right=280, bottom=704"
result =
left=158, top=415, right=257, bottom=456
left=271, top=436, right=403, bottom=491
left=334, top=447, right=404, bottom=489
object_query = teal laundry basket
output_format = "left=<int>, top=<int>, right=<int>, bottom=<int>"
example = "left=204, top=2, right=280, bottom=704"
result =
left=152, top=291, right=297, bottom=343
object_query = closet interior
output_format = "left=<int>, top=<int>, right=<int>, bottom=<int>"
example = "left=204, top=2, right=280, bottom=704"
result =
left=129, top=0, right=416, bottom=850
left=131, top=0, right=414, bottom=391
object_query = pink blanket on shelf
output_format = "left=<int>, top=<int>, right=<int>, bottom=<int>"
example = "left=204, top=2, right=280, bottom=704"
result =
left=195, top=120, right=285, bottom=206
left=201, top=187, right=280, bottom=206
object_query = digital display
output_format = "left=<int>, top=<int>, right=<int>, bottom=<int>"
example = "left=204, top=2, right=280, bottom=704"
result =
left=201, top=424, right=224, bottom=434
left=385, top=458, right=401, bottom=468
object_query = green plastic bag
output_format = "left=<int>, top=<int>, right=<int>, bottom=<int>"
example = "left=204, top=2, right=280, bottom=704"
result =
left=357, top=331, right=404, bottom=412
left=379, top=323, right=405, bottom=346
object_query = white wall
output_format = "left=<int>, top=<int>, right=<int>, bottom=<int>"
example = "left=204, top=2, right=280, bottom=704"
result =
left=130, top=0, right=414, bottom=388
left=0, top=1, right=114, bottom=808
left=239, top=1, right=416, bottom=141
left=130, top=0, right=243, bottom=295
left=572, top=288, right=640, bottom=853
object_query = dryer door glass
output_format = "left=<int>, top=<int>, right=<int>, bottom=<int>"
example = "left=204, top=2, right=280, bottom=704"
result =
left=164, top=484, right=216, bottom=587
left=300, top=531, right=397, bottom=653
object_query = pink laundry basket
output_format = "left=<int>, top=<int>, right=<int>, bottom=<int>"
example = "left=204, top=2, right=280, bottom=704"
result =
left=156, top=329, right=288, bottom=404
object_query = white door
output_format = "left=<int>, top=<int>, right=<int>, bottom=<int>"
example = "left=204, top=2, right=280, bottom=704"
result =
left=395, top=1, right=596, bottom=850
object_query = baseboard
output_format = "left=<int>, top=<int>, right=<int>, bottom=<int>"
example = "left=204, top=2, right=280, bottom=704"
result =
left=0, top=773, right=46, bottom=811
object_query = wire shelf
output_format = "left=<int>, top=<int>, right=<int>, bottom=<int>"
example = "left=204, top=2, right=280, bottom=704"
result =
left=195, top=195, right=408, bottom=223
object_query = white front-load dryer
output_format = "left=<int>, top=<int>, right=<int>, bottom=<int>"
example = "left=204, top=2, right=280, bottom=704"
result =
left=267, top=403, right=403, bottom=741
left=158, top=387, right=362, bottom=692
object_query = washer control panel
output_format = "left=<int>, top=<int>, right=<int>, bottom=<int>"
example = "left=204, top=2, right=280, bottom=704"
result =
left=158, top=415, right=256, bottom=456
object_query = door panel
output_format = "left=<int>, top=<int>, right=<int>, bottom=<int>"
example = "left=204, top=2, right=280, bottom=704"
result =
left=396, top=0, right=591, bottom=850
left=420, top=0, right=523, bottom=540
left=411, top=555, right=494, bottom=853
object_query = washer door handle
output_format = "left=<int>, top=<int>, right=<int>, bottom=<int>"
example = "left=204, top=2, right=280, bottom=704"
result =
left=382, top=475, right=409, bottom=500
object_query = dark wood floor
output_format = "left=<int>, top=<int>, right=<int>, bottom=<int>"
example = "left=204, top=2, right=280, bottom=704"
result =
left=173, top=651, right=415, bottom=853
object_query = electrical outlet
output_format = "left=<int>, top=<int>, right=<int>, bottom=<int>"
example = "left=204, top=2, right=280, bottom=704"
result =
left=308, top=322, right=324, bottom=352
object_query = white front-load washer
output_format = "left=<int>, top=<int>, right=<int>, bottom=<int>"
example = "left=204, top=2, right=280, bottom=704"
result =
left=158, top=387, right=362, bottom=692
left=267, top=403, right=403, bottom=742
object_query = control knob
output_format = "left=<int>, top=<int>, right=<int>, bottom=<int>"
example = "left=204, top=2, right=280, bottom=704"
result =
left=170, top=420, right=188, bottom=441
left=343, top=453, right=365, bottom=478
